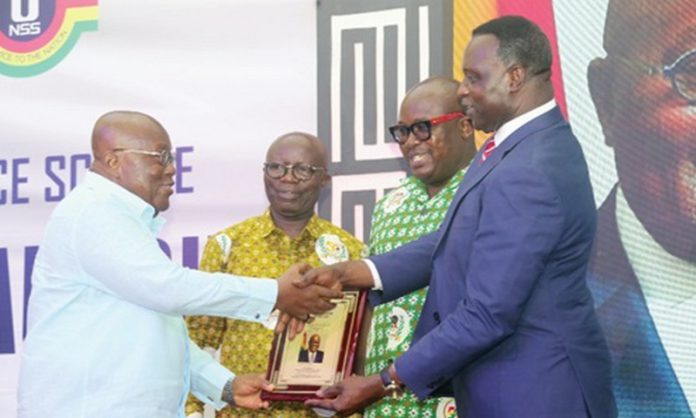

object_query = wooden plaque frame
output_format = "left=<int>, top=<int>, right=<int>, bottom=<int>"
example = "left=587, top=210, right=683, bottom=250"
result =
left=262, top=290, right=367, bottom=401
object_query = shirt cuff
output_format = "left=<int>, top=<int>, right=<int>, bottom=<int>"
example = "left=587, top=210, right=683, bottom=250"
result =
left=364, top=259, right=383, bottom=291
left=189, top=344, right=234, bottom=410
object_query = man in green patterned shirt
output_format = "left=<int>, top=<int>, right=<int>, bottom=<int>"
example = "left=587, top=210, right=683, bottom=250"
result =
left=364, top=77, right=476, bottom=418
left=186, top=133, right=366, bottom=418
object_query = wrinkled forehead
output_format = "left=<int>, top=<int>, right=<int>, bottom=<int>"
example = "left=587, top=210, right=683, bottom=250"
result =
left=604, top=0, right=696, bottom=61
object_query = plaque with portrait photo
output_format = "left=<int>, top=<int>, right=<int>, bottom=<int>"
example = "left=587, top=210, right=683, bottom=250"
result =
left=262, top=290, right=367, bottom=401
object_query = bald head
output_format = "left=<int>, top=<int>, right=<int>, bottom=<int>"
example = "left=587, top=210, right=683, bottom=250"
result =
left=266, top=132, right=328, bottom=169
left=91, top=111, right=168, bottom=162
left=603, top=0, right=690, bottom=56
left=405, top=76, right=462, bottom=113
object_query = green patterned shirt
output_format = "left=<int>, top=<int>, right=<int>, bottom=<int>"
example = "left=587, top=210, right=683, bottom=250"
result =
left=364, top=170, right=466, bottom=418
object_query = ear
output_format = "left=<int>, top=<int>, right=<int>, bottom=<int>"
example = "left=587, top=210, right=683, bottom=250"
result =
left=104, top=151, right=120, bottom=169
left=507, top=64, right=526, bottom=92
left=587, top=57, right=616, bottom=147
left=99, top=151, right=123, bottom=180
left=457, top=117, right=474, bottom=141
left=320, top=173, right=331, bottom=188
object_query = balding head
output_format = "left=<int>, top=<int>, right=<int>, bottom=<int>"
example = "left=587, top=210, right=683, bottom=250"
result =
left=90, top=111, right=175, bottom=214
left=266, top=132, right=328, bottom=169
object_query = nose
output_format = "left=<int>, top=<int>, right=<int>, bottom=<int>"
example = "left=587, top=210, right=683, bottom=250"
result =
left=164, top=161, right=176, bottom=176
left=457, top=79, right=470, bottom=98
left=280, top=169, right=299, bottom=183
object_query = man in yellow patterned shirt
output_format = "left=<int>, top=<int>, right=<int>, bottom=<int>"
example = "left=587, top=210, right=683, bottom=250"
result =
left=186, top=132, right=365, bottom=418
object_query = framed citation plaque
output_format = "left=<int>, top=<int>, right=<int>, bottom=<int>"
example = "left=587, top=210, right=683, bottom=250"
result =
left=262, top=290, right=367, bottom=401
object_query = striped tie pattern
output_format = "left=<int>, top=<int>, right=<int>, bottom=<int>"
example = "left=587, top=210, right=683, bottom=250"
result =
left=481, top=137, right=496, bottom=162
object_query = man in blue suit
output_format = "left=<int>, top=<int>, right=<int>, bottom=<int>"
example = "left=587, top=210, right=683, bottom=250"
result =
left=300, top=16, right=616, bottom=418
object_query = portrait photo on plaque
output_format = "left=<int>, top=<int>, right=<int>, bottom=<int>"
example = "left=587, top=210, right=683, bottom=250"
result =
left=263, top=290, right=366, bottom=401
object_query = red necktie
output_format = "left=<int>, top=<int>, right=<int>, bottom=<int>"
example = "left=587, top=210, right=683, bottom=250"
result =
left=481, top=137, right=496, bottom=162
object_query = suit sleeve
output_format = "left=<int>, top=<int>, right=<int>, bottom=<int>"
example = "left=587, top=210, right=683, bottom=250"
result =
left=368, top=230, right=440, bottom=305
left=395, top=167, right=565, bottom=398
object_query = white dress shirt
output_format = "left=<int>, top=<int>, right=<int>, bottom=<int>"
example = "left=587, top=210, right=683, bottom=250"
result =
left=18, top=171, right=278, bottom=418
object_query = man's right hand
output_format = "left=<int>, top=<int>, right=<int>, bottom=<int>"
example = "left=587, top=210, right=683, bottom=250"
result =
left=275, top=263, right=343, bottom=318
left=275, top=261, right=375, bottom=337
left=293, top=260, right=374, bottom=291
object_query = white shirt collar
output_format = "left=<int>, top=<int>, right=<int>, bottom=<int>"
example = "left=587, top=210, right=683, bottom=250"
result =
left=493, top=99, right=557, bottom=145
left=616, top=184, right=696, bottom=306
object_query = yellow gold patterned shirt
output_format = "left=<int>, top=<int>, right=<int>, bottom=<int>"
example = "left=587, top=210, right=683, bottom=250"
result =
left=186, top=211, right=365, bottom=418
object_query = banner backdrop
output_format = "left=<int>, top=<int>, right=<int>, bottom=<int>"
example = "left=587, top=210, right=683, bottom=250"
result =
left=1, top=0, right=317, bottom=415
left=2, top=1, right=695, bottom=417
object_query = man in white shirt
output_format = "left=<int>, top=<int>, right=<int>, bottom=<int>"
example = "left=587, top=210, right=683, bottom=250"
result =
left=17, top=110, right=340, bottom=418
left=586, top=0, right=696, bottom=416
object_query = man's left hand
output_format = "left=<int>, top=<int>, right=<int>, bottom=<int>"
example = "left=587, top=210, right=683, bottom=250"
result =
left=305, top=375, right=384, bottom=416
left=224, top=374, right=274, bottom=410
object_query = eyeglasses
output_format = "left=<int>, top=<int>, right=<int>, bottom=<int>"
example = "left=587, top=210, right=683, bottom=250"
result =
left=611, top=48, right=696, bottom=103
left=263, top=162, right=326, bottom=181
left=113, top=148, right=175, bottom=166
left=388, top=112, right=465, bottom=145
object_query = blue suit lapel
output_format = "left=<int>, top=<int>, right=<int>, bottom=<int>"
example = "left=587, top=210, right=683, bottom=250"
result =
left=435, top=106, right=565, bottom=250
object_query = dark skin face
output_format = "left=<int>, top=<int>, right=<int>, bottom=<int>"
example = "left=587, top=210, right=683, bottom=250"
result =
left=91, top=112, right=176, bottom=215
left=588, top=0, right=696, bottom=260
left=264, top=134, right=329, bottom=228
left=308, top=335, right=321, bottom=353
left=458, top=34, right=515, bottom=133
left=397, top=82, right=475, bottom=197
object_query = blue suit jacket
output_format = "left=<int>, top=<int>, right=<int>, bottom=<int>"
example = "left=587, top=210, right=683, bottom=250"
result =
left=370, top=107, right=617, bottom=418
left=587, top=189, right=693, bottom=417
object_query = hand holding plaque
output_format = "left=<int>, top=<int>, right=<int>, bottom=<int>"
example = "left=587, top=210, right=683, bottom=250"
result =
left=263, top=290, right=367, bottom=402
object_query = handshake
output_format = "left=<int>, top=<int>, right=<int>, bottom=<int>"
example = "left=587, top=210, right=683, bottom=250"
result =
left=272, top=261, right=371, bottom=336
left=217, top=261, right=373, bottom=414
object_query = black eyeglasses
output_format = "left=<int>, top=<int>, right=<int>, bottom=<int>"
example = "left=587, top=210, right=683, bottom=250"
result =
left=611, top=48, right=696, bottom=103
left=388, top=112, right=465, bottom=145
left=263, top=162, right=325, bottom=181
left=112, top=148, right=175, bottom=166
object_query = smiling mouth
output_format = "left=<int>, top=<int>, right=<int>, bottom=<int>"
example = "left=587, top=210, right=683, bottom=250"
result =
left=409, top=152, right=430, bottom=165
left=277, top=190, right=300, bottom=200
